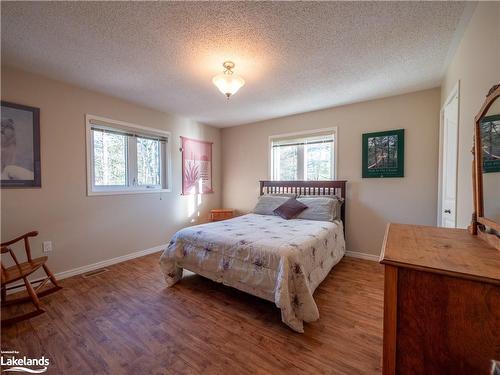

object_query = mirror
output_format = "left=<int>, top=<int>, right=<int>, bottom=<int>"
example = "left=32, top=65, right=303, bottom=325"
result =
left=481, top=98, right=500, bottom=222
left=472, top=83, right=500, bottom=248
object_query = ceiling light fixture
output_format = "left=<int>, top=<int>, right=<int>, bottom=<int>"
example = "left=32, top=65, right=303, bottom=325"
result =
left=212, top=61, right=245, bottom=99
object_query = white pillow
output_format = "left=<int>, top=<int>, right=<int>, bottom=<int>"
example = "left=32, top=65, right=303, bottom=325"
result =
left=264, top=193, right=297, bottom=198
left=252, top=196, right=290, bottom=216
left=295, top=196, right=343, bottom=222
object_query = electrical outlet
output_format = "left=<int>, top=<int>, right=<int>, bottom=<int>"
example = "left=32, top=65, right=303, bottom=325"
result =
left=42, top=241, right=53, bottom=253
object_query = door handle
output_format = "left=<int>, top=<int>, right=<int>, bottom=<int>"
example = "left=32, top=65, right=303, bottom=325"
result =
left=444, top=209, right=451, bottom=214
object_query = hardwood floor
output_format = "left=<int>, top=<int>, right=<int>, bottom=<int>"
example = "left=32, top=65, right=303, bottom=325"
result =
left=1, top=254, right=384, bottom=374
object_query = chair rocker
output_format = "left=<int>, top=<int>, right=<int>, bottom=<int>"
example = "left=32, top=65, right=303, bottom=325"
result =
left=1, top=231, right=62, bottom=326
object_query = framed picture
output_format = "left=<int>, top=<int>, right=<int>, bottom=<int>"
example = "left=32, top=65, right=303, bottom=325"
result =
left=480, top=114, right=500, bottom=173
left=181, top=136, right=213, bottom=195
left=362, top=129, right=404, bottom=178
left=1, top=101, right=41, bottom=187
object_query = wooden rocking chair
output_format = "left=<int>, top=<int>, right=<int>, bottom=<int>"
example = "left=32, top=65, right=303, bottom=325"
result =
left=1, top=231, right=62, bottom=326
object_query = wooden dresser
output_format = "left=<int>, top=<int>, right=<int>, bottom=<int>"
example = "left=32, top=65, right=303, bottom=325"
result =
left=380, top=223, right=500, bottom=375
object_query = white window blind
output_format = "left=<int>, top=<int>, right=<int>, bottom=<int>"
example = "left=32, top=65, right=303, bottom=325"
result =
left=271, top=131, right=335, bottom=181
left=86, top=116, right=171, bottom=195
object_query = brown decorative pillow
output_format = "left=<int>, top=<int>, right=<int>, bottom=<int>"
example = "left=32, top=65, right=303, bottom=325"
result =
left=273, top=198, right=308, bottom=220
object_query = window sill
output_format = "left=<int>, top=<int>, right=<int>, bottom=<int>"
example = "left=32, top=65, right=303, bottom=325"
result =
left=87, top=188, right=172, bottom=197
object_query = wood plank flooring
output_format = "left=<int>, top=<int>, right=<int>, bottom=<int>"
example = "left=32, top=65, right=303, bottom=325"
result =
left=1, top=254, right=384, bottom=374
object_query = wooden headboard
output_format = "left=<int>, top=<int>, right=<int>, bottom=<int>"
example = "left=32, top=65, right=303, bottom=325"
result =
left=259, top=180, right=347, bottom=227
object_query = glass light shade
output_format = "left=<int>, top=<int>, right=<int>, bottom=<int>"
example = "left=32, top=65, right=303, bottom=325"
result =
left=212, top=73, right=245, bottom=98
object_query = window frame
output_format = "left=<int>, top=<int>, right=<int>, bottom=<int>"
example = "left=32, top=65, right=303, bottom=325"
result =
left=85, top=114, right=172, bottom=196
left=268, top=127, right=338, bottom=181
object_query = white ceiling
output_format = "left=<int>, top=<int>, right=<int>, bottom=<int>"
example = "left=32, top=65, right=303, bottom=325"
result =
left=1, top=2, right=468, bottom=127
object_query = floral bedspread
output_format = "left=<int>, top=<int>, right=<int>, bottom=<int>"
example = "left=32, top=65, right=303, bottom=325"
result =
left=159, top=213, right=345, bottom=332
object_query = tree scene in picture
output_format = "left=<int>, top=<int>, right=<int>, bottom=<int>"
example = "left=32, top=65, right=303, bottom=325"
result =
left=367, top=135, right=398, bottom=170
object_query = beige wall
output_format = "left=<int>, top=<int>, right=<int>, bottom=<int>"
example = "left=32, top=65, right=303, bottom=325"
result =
left=4, top=2, right=496, bottom=272
left=1, top=67, right=221, bottom=274
left=441, top=2, right=500, bottom=228
left=221, top=88, right=441, bottom=256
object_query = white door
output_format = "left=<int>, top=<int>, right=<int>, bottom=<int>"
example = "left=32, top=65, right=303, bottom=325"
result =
left=440, top=92, right=459, bottom=227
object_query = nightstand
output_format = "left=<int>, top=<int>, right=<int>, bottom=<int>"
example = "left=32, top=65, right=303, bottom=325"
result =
left=210, top=209, right=234, bottom=222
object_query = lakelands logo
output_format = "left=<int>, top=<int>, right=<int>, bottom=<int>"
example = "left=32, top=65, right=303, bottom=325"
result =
left=1, top=350, right=49, bottom=373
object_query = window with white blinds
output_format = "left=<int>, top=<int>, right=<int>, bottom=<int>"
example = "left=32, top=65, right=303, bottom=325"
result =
left=86, top=115, right=171, bottom=195
left=270, top=129, right=336, bottom=181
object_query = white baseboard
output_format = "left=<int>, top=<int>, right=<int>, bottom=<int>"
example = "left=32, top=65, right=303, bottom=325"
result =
left=7, top=244, right=167, bottom=295
left=7, top=245, right=377, bottom=295
left=345, top=251, right=380, bottom=262
left=55, top=244, right=166, bottom=280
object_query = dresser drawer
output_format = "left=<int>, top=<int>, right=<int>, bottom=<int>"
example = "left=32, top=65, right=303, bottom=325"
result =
left=210, top=209, right=234, bottom=221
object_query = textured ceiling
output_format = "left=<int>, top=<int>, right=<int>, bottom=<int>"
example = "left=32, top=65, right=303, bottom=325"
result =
left=1, top=2, right=468, bottom=127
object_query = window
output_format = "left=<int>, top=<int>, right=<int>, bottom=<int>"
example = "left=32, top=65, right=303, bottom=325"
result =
left=270, top=129, right=336, bottom=181
left=86, top=115, right=170, bottom=195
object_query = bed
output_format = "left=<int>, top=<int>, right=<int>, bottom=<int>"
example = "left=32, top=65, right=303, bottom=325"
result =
left=160, top=180, right=347, bottom=332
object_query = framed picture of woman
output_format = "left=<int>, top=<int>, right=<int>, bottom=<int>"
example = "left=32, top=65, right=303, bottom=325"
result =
left=1, top=101, right=41, bottom=187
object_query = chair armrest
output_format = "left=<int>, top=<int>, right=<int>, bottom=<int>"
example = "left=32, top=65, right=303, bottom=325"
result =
left=1, top=231, right=38, bottom=262
left=1, top=231, right=38, bottom=247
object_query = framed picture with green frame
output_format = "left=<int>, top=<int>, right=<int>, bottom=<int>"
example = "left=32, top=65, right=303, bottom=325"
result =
left=362, top=129, right=404, bottom=178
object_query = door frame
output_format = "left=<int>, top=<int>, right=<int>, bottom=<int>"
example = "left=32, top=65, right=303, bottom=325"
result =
left=437, top=81, right=460, bottom=227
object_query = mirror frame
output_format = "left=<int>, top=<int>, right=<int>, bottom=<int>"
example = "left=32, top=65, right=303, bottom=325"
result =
left=471, top=83, right=500, bottom=243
